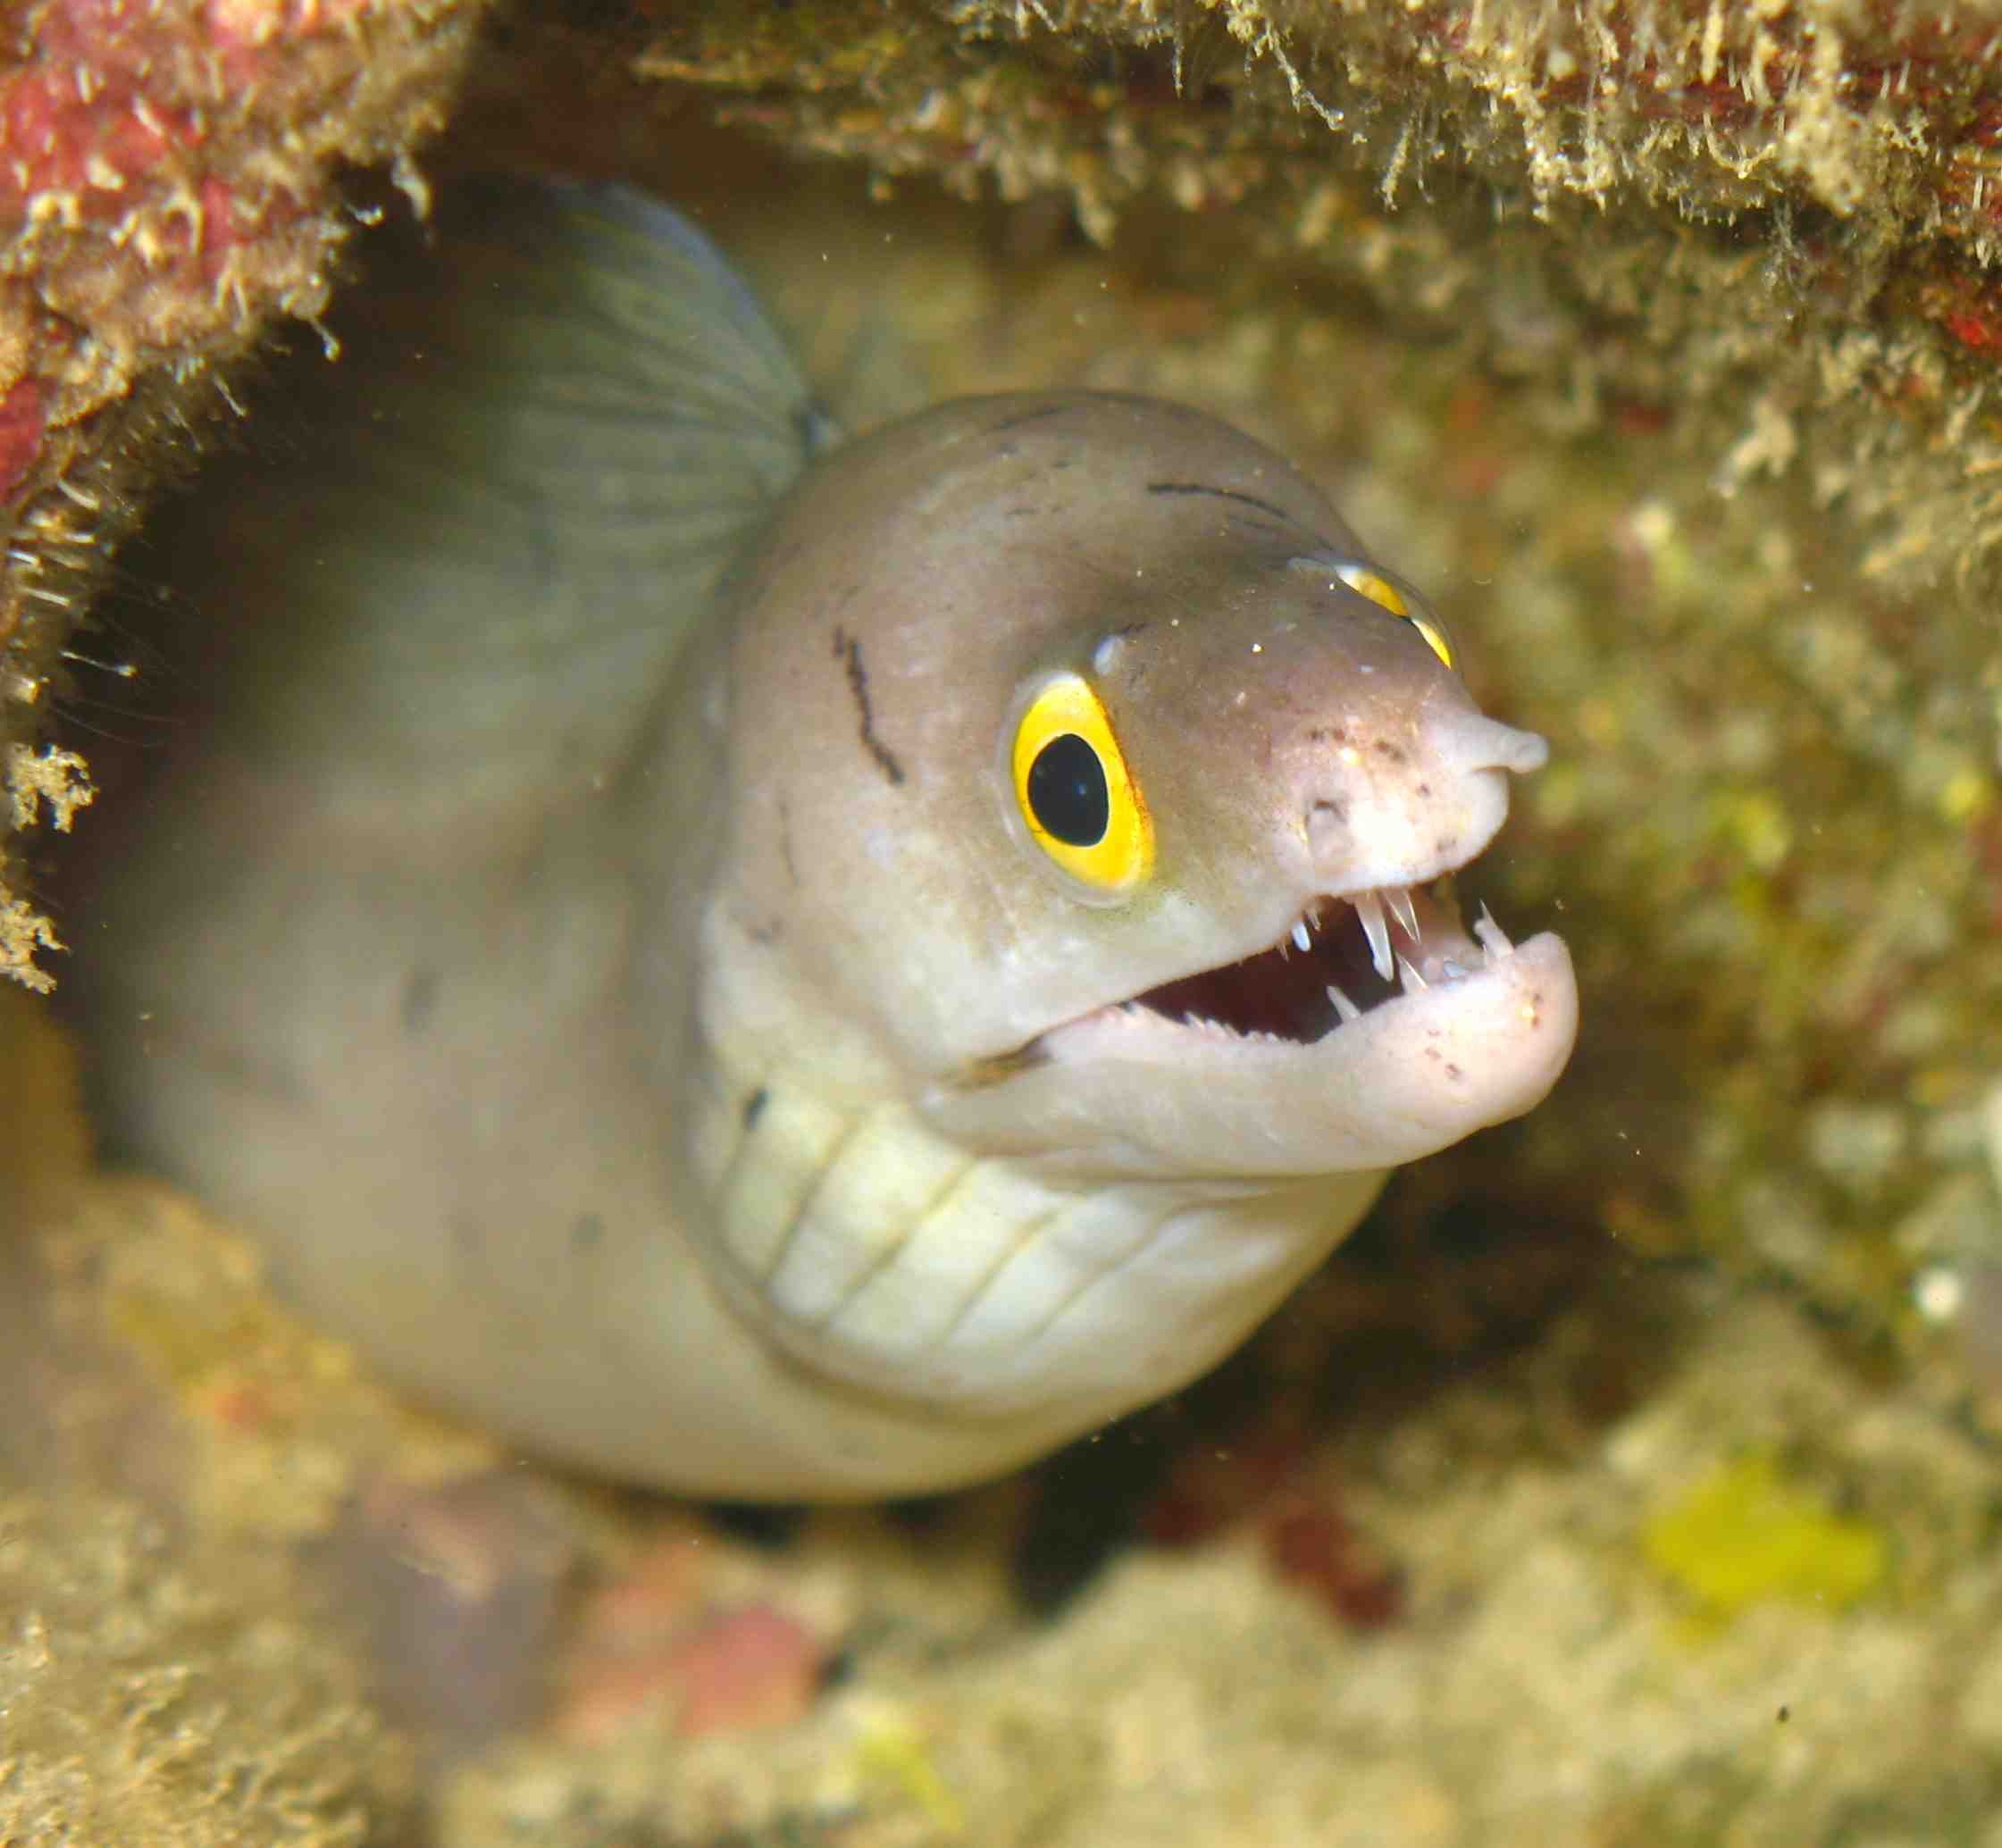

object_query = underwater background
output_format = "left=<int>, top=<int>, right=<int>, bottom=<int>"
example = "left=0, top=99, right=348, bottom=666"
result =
left=5, top=1, right=2002, bottom=1841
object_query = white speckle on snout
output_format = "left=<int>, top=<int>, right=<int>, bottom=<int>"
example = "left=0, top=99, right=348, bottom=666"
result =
left=1914, top=1265, right=1964, bottom=1324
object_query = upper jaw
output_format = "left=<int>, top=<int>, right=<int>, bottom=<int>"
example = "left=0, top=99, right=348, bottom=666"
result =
left=1110, top=875, right=1501, bottom=1050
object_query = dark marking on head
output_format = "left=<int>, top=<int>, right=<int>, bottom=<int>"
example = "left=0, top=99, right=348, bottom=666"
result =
left=986, top=404, right=1071, bottom=436
left=1445, top=1063, right=1463, bottom=1081
left=1224, top=515, right=1293, bottom=543
left=743, top=1086, right=770, bottom=1130
left=777, top=795, right=800, bottom=889
left=1373, top=740, right=1408, bottom=763
left=401, top=967, right=440, bottom=1033
left=572, top=1210, right=605, bottom=1250
left=1145, top=481, right=1295, bottom=524
left=1416, top=782, right=1432, bottom=798
left=832, top=627, right=906, bottom=786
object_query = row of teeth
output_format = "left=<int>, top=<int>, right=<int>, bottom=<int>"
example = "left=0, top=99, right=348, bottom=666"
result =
left=1281, top=886, right=1516, bottom=1024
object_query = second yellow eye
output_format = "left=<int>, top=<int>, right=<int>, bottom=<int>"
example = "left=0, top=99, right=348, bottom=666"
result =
left=1010, top=673, right=1153, bottom=894
left=1331, top=559, right=1455, bottom=669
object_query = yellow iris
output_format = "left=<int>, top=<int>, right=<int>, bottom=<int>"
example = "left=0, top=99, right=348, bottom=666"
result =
left=1010, top=673, right=1153, bottom=893
left=1333, top=560, right=1455, bottom=669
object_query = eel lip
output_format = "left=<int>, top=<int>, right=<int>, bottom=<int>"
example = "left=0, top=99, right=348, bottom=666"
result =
left=939, top=927, right=1577, bottom=1177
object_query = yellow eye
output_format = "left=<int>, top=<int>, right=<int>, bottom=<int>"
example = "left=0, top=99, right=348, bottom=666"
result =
left=1010, top=673, right=1153, bottom=893
left=1331, top=559, right=1455, bottom=669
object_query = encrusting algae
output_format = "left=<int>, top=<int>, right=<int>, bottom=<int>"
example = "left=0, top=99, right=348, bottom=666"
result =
left=1642, top=1450, right=1888, bottom=1627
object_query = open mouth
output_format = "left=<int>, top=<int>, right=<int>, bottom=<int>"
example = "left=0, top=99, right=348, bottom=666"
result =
left=1125, top=877, right=1516, bottom=1045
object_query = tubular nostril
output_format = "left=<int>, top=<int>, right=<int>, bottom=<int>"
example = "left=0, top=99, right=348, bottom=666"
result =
left=1429, top=713, right=1548, bottom=778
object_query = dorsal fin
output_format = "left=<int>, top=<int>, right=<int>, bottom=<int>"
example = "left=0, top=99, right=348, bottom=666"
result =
left=171, top=177, right=832, bottom=835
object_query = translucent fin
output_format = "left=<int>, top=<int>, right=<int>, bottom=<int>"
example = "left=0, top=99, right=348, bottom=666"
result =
left=172, top=176, right=833, bottom=832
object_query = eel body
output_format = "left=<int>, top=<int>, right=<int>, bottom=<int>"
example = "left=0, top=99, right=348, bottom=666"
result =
left=80, top=182, right=1578, bottom=1498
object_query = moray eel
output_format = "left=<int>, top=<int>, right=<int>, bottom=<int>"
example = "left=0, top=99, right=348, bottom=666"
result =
left=80, top=180, right=1577, bottom=1498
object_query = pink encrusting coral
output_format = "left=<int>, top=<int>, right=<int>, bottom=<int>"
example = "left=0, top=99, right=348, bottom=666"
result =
left=555, top=1525, right=828, bottom=1745
left=0, top=0, right=479, bottom=986
left=0, top=380, right=47, bottom=502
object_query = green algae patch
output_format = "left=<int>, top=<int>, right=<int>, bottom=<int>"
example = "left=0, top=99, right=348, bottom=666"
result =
left=1643, top=1451, right=1887, bottom=1624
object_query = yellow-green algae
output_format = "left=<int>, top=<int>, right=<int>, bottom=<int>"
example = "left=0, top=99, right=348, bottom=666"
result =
left=0, top=1492, right=414, bottom=1845
left=1642, top=1450, right=1888, bottom=1623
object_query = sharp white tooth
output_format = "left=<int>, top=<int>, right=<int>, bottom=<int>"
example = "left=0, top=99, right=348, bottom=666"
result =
left=1397, top=955, right=1428, bottom=992
left=1292, top=919, right=1312, bottom=953
left=1385, top=883, right=1420, bottom=941
left=1353, top=890, right=1394, bottom=981
left=1473, top=903, right=1515, bottom=960
left=1326, top=983, right=1362, bottom=1024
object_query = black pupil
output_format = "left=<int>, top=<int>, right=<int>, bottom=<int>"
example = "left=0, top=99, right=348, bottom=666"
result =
left=1027, top=733, right=1110, bottom=847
